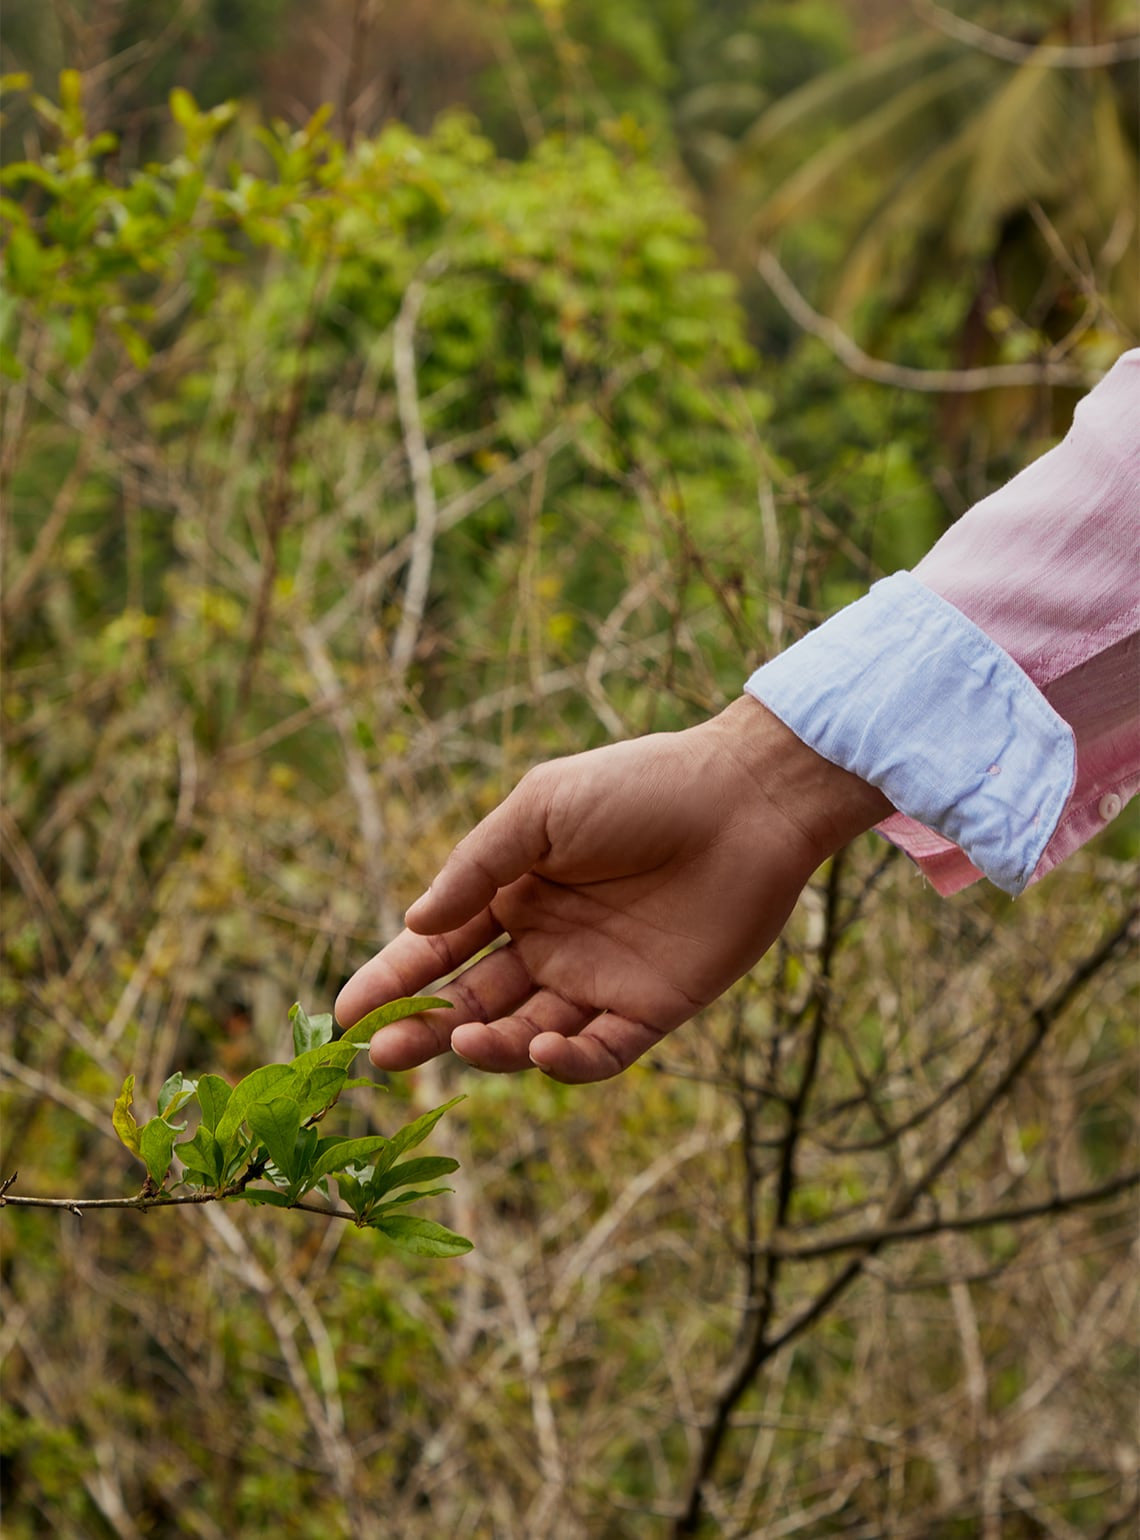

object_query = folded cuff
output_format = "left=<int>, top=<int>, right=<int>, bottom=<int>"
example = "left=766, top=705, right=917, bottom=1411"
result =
left=744, top=572, right=1076, bottom=896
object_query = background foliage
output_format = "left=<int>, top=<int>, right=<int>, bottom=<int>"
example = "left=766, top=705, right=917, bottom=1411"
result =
left=1, top=2, right=1137, bottom=1536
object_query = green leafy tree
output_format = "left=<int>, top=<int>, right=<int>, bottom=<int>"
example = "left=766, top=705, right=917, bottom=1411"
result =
left=717, top=1, right=1138, bottom=372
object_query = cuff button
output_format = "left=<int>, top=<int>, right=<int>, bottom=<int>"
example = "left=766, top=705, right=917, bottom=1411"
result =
left=1098, top=792, right=1123, bottom=823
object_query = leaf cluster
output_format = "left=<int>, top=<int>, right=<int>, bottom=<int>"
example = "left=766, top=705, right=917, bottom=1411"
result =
left=111, top=996, right=472, bottom=1258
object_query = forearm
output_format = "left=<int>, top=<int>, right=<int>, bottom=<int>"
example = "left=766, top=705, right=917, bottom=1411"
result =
left=710, top=696, right=892, bottom=868
left=745, top=349, right=1139, bottom=897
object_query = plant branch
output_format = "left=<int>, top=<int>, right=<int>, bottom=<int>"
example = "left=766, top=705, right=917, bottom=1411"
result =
left=390, top=251, right=449, bottom=679
left=233, top=272, right=328, bottom=719
left=0, top=1176, right=362, bottom=1225
left=673, top=903, right=1135, bottom=1532
left=755, top=248, right=1099, bottom=391
left=674, top=856, right=848, bottom=1536
left=766, top=1168, right=1140, bottom=1260
left=912, top=0, right=1140, bottom=67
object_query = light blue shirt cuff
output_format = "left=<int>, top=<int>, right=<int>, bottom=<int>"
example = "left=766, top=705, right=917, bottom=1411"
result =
left=743, top=572, right=1076, bottom=896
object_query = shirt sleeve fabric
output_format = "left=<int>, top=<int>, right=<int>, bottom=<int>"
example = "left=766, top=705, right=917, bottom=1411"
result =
left=744, top=347, right=1140, bottom=897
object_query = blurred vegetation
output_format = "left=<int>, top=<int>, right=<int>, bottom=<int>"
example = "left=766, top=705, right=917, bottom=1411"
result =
left=1, top=2, right=1137, bottom=1536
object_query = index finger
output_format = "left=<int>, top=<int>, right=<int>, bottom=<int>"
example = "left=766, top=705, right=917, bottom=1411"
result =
left=334, top=909, right=503, bottom=1065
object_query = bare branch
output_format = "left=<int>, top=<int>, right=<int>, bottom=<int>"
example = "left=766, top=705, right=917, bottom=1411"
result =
left=390, top=251, right=449, bottom=679
left=912, top=0, right=1140, bottom=67
left=755, top=248, right=1100, bottom=392
left=766, top=1169, right=1140, bottom=1260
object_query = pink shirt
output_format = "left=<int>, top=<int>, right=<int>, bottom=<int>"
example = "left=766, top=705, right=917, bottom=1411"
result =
left=884, top=347, right=1140, bottom=893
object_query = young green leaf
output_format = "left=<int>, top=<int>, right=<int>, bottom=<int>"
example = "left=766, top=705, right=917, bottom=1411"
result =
left=288, top=1039, right=361, bottom=1079
left=247, top=1098, right=302, bottom=1183
left=196, top=1073, right=232, bottom=1134
left=372, top=1187, right=454, bottom=1210
left=139, top=1117, right=178, bottom=1188
left=157, top=1070, right=198, bottom=1119
left=308, top=1135, right=391, bottom=1185
left=291, top=1065, right=348, bottom=1123
left=214, top=1064, right=295, bottom=1149
left=230, top=1189, right=293, bottom=1209
left=169, top=87, right=199, bottom=130
left=339, top=1076, right=380, bottom=1094
left=339, top=996, right=452, bottom=1045
left=373, top=1215, right=473, bottom=1257
left=176, top=1126, right=223, bottom=1189
left=335, top=1172, right=369, bottom=1221
left=112, top=1075, right=141, bottom=1156
left=290, top=1001, right=334, bottom=1057
left=385, top=1096, right=465, bottom=1163
left=370, top=1155, right=459, bottom=1196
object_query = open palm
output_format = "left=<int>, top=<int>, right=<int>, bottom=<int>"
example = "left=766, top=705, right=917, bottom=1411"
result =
left=335, top=700, right=888, bottom=1082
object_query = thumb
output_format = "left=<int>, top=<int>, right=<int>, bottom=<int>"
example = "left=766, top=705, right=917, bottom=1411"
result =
left=406, top=768, right=553, bottom=934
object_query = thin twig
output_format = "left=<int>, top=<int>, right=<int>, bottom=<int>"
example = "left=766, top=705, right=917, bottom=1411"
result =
left=766, top=1168, right=1140, bottom=1260
left=391, top=251, right=449, bottom=678
left=0, top=1180, right=362, bottom=1224
left=233, top=272, right=328, bottom=719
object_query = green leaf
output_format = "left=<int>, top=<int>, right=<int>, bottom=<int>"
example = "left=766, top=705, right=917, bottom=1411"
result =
left=113, top=322, right=152, bottom=371
left=339, top=996, right=452, bottom=1045
left=176, top=1126, right=222, bottom=1189
left=196, top=1074, right=232, bottom=1134
left=292, top=1125, right=319, bottom=1177
left=335, top=1172, right=369, bottom=1219
left=247, top=1099, right=302, bottom=1182
left=139, top=1117, right=178, bottom=1188
left=157, top=1070, right=198, bottom=1119
left=112, top=1075, right=141, bottom=1156
left=309, top=1136, right=391, bottom=1185
left=373, top=1186, right=454, bottom=1210
left=373, top=1215, right=473, bottom=1257
left=291, top=1065, right=347, bottom=1123
left=214, top=1064, right=295, bottom=1149
left=169, top=88, right=198, bottom=130
left=230, top=1189, right=293, bottom=1208
left=371, top=1155, right=459, bottom=1196
left=59, top=69, right=82, bottom=115
left=0, top=162, right=62, bottom=194
left=290, top=1001, right=334, bottom=1057
left=288, top=1039, right=362, bottom=1078
left=6, top=229, right=43, bottom=292
left=386, top=1096, right=465, bottom=1161
left=65, top=310, right=95, bottom=367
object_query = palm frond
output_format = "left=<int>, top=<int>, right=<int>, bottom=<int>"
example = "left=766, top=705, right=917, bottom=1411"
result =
left=736, top=31, right=955, bottom=161
left=956, top=51, right=1078, bottom=252
left=830, top=117, right=984, bottom=315
left=749, top=53, right=989, bottom=239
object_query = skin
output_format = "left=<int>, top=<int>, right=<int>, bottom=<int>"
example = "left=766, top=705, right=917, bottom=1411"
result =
left=334, top=696, right=892, bottom=1084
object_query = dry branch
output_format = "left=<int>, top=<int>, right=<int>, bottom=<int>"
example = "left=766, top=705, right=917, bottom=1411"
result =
left=755, top=248, right=1099, bottom=392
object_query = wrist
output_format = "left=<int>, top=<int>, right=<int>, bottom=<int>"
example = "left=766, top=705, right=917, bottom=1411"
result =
left=710, top=695, right=893, bottom=868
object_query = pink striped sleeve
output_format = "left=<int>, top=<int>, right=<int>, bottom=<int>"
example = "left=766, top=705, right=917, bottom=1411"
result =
left=878, top=348, right=1140, bottom=894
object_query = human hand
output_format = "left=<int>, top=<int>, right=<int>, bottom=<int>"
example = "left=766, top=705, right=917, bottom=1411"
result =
left=335, top=697, right=890, bottom=1082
